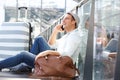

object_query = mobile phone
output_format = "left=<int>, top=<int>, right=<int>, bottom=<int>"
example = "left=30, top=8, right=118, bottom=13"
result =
left=61, top=25, right=64, bottom=30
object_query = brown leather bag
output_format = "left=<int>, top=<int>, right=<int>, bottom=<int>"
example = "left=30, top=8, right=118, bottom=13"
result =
left=31, top=55, right=79, bottom=79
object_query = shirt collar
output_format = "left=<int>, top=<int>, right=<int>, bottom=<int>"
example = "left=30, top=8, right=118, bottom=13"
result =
left=67, top=28, right=78, bottom=34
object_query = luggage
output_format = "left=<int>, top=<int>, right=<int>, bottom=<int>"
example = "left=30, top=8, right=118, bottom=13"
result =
left=30, top=55, right=80, bottom=80
left=0, top=22, right=32, bottom=60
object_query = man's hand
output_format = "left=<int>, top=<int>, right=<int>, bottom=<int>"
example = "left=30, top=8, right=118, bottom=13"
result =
left=53, top=24, right=64, bottom=33
left=35, top=50, right=60, bottom=61
left=48, top=24, right=64, bottom=45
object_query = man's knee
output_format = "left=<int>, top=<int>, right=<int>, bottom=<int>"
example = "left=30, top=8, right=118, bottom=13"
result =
left=19, top=51, right=29, bottom=56
left=35, top=36, right=44, bottom=42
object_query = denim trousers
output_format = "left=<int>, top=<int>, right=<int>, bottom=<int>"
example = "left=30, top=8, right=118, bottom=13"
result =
left=0, top=36, right=51, bottom=69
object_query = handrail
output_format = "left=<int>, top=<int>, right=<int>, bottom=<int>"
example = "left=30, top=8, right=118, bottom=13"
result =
left=39, top=0, right=89, bottom=41
left=83, top=0, right=95, bottom=80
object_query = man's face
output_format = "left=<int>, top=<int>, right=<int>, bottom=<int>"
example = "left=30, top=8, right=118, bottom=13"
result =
left=62, top=14, right=75, bottom=29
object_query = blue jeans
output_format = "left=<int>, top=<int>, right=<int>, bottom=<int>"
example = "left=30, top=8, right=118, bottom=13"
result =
left=0, top=36, right=51, bottom=69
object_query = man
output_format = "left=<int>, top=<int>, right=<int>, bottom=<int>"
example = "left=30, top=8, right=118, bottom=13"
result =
left=0, top=12, right=81, bottom=71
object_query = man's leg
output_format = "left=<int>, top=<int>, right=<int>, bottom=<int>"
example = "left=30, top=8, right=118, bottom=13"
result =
left=30, top=36, right=51, bottom=55
left=8, top=36, right=50, bottom=72
left=0, top=51, right=35, bottom=69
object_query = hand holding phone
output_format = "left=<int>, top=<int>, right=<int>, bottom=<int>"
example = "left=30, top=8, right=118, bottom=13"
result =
left=61, top=25, right=64, bottom=31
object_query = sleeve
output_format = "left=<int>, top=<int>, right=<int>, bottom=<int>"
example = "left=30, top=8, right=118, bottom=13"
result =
left=49, top=39, right=59, bottom=49
left=61, top=35, right=81, bottom=57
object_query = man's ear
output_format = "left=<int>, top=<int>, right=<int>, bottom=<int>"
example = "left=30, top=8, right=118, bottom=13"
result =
left=72, top=20, right=76, bottom=25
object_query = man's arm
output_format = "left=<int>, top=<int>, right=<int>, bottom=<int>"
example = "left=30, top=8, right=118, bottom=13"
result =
left=48, top=24, right=63, bottom=45
left=48, top=29, right=58, bottom=45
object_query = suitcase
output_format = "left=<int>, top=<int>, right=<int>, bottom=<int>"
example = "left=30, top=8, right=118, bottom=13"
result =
left=0, top=22, right=32, bottom=60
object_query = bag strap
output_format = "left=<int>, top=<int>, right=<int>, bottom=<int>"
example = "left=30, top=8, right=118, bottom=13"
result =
left=75, top=67, right=80, bottom=76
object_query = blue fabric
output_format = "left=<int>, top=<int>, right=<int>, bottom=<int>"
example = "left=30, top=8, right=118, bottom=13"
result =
left=30, top=36, right=51, bottom=55
left=0, top=51, right=35, bottom=68
left=104, top=39, right=118, bottom=52
left=0, top=36, right=51, bottom=69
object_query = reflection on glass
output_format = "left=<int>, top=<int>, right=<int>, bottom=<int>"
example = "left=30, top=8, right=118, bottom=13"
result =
left=94, top=0, right=120, bottom=80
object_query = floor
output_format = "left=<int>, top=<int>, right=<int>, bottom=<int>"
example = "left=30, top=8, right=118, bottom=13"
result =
left=0, top=70, right=40, bottom=80
left=0, top=71, right=76, bottom=80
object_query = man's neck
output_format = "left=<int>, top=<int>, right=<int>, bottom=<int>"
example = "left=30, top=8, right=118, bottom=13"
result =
left=66, top=27, right=76, bottom=33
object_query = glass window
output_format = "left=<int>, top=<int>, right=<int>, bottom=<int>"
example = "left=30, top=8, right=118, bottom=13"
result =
left=94, top=0, right=120, bottom=80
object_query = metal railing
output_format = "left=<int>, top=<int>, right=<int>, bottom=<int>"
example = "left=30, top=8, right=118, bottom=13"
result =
left=39, top=0, right=89, bottom=41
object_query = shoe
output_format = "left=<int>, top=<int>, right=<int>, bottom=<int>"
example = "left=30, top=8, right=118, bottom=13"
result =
left=9, top=63, right=32, bottom=74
